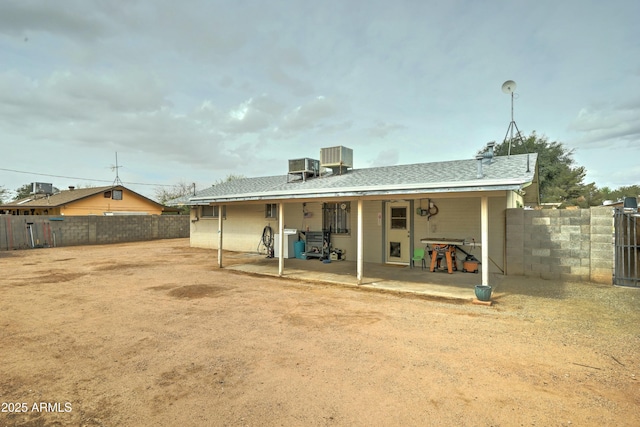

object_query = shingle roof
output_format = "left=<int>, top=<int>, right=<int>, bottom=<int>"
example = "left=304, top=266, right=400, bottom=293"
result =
left=0, top=185, right=165, bottom=209
left=190, top=153, right=539, bottom=204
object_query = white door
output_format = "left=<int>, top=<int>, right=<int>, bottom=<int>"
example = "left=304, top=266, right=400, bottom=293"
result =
left=386, top=201, right=411, bottom=264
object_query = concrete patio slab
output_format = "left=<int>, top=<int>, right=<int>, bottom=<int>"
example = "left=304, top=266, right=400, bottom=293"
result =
left=224, top=255, right=504, bottom=303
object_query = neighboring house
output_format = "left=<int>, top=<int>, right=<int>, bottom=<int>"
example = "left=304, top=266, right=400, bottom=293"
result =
left=0, top=185, right=173, bottom=216
left=186, top=145, right=539, bottom=285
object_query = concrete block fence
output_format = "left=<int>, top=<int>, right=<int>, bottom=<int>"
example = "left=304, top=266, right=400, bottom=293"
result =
left=2, top=208, right=616, bottom=284
left=506, top=206, right=614, bottom=284
left=0, top=215, right=190, bottom=250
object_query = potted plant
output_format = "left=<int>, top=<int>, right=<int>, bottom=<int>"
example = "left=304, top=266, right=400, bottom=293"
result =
left=474, top=284, right=492, bottom=302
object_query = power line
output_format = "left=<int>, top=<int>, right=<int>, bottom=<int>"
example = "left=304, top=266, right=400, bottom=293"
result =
left=0, top=167, right=174, bottom=187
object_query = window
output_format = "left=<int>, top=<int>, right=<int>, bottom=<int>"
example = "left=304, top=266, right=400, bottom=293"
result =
left=323, top=202, right=350, bottom=234
left=201, top=205, right=225, bottom=218
left=390, top=207, right=407, bottom=229
left=104, top=191, right=112, bottom=198
left=265, top=203, right=278, bottom=219
left=112, top=190, right=123, bottom=200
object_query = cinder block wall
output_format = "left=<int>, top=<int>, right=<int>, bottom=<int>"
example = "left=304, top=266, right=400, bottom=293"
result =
left=590, top=207, right=615, bottom=283
left=0, top=215, right=189, bottom=250
left=505, top=207, right=614, bottom=284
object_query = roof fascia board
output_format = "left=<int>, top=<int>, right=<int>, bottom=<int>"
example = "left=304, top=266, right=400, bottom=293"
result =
left=191, top=183, right=527, bottom=204
left=190, top=178, right=529, bottom=202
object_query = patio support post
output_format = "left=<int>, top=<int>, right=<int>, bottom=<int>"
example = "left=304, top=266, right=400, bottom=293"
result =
left=278, top=202, right=284, bottom=277
left=481, top=196, right=489, bottom=286
left=217, top=205, right=223, bottom=268
left=357, top=199, right=363, bottom=285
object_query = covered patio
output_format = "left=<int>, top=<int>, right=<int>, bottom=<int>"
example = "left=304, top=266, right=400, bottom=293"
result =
left=224, top=254, right=505, bottom=303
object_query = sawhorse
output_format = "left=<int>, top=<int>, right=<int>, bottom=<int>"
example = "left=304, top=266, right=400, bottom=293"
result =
left=429, top=244, right=458, bottom=274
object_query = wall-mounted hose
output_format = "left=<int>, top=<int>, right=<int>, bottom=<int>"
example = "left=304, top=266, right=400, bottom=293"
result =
left=259, top=225, right=274, bottom=258
left=427, top=202, right=439, bottom=220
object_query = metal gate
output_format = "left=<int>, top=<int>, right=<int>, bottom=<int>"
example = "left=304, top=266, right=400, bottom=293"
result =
left=614, top=208, right=640, bottom=287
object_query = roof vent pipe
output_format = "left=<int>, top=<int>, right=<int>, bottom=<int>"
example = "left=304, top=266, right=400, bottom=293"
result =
left=483, top=142, right=495, bottom=163
left=476, top=155, right=484, bottom=178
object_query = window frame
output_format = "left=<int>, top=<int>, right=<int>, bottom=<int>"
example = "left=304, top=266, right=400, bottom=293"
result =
left=265, top=203, right=278, bottom=219
left=201, top=205, right=225, bottom=219
left=390, top=206, right=407, bottom=229
left=323, top=202, right=351, bottom=235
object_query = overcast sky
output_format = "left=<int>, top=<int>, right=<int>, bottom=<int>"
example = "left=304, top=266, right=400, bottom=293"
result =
left=1, top=0, right=638, bottom=200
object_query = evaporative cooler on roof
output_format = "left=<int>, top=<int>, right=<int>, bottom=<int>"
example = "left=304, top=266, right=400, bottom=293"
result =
left=320, top=146, right=353, bottom=175
left=288, top=158, right=320, bottom=182
left=31, top=182, right=54, bottom=195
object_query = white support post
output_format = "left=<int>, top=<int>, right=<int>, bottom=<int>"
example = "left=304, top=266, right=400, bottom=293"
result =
left=217, top=205, right=223, bottom=268
left=357, top=199, right=364, bottom=285
left=278, top=202, right=284, bottom=277
left=481, top=196, right=489, bottom=286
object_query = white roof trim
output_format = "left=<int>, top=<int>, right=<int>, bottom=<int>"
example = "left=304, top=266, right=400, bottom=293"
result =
left=190, top=178, right=529, bottom=203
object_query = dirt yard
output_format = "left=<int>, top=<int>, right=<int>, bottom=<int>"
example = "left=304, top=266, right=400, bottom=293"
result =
left=1, top=239, right=638, bottom=426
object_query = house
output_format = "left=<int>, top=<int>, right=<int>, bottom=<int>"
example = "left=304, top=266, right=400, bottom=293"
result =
left=186, top=144, right=539, bottom=286
left=0, top=185, right=173, bottom=216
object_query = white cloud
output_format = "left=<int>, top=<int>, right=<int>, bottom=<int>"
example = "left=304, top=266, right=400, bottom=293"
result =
left=1, top=0, right=640, bottom=196
left=224, top=95, right=284, bottom=133
left=369, top=149, right=400, bottom=167
left=367, top=121, right=405, bottom=139
left=0, top=0, right=108, bottom=40
left=569, top=102, right=640, bottom=148
left=278, top=96, right=339, bottom=133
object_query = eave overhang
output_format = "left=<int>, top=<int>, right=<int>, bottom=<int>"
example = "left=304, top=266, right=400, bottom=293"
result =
left=189, top=178, right=532, bottom=205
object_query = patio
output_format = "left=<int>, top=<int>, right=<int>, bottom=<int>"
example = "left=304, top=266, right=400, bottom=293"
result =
left=225, top=254, right=504, bottom=303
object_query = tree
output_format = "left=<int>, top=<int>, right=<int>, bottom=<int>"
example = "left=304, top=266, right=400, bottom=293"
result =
left=153, top=181, right=197, bottom=215
left=481, top=132, right=593, bottom=205
left=0, top=186, right=8, bottom=204
left=603, top=185, right=640, bottom=203
left=213, top=174, right=246, bottom=186
left=574, top=182, right=605, bottom=208
left=14, top=184, right=33, bottom=200
left=13, top=183, right=60, bottom=200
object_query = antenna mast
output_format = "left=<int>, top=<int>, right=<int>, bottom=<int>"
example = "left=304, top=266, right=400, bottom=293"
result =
left=501, top=80, right=525, bottom=156
left=112, top=152, right=123, bottom=186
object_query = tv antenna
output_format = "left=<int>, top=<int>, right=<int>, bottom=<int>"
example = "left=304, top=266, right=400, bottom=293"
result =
left=501, top=80, right=525, bottom=156
left=111, top=152, right=123, bottom=186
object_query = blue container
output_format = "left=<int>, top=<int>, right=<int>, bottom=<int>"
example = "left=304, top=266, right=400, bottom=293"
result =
left=294, top=240, right=305, bottom=259
left=475, top=285, right=492, bottom=301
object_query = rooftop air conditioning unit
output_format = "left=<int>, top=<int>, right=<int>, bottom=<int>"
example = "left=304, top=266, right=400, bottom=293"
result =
left=31, top=182, right=54, bottom=195
left=288, top=158, right=320, bottom=182
left=320, top=146, right=353, bottom=174
left=288, top=158, right=320, bottom=175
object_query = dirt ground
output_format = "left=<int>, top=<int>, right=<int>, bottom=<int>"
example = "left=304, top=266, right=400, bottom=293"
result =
left=1, top=239, right=639, bottom=426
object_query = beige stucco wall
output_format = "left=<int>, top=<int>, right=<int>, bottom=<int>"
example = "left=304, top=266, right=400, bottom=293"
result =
left=412, top=196, right=506, bottom=273
left=190, top=204, right=278, bottom=251
left=190, top=193, right=508, bottom=272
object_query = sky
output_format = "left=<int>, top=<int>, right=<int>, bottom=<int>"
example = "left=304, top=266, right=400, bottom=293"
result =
left=1, top=0, right=639, bottom=201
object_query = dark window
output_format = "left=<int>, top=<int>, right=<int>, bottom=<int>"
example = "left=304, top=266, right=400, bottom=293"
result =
left=104, top=191, right=112, bottom=198
left=390, top=207, right=407, bottom=229
left=265, top=204, right=278, bottom=219
left=202, top=205, right=225, bottom=218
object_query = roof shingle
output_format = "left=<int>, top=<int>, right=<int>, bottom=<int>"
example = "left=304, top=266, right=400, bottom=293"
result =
left=190, top=153, right=538, bottom=204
